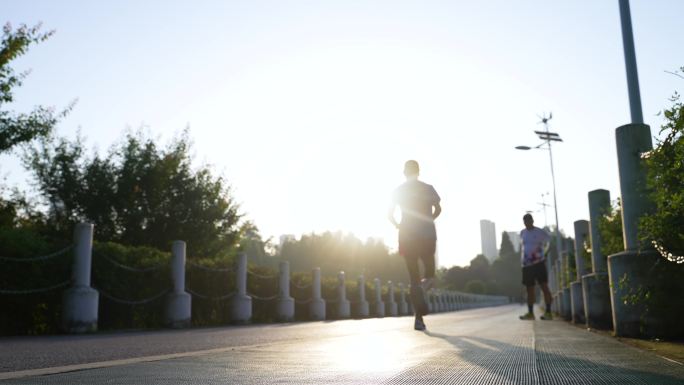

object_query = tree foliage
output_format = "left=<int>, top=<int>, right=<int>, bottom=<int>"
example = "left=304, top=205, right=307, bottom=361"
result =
left=278, top=231, right=407, bottom=284
left=490, top=232, right=522, bottom=299
left=0, top=23, right=70, bottom=154
left=24, top=130, right=242, bottom=258
left=641, top=79, right=684, bottom=261
left=598, top=199, right=624, bottom=257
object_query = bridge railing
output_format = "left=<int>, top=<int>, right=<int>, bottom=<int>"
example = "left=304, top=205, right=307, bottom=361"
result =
left=1, top=223, right=509, bottom=333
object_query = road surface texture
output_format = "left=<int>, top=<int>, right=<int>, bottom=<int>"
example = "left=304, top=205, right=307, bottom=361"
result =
left=1, top=304, right=682, bottom=384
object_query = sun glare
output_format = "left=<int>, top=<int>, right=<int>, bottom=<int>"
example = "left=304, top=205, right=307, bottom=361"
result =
left=314, top=329, right=415, bottom=373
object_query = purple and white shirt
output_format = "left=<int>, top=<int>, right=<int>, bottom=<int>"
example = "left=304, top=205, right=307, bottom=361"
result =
left=520, top=227, right=550, bottom=267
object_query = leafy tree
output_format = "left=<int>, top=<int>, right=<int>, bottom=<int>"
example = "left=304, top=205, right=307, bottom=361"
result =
left=240, top=221, right=275, bottom=266
left=0, top=23, right=70, bottom=154
left=277, top=231, right=407, bottom=284
left=24, top=129, right=242, bottom=258
left=467, top=254, right=490, bottom=283
left=598, top=199, right=624, bottom=258
left=641, top=80, right=684, bottom=262
left=464, top=279, right=486, bottom=294
left=490, top=232, right=522, bottom=300
left=439, top=265, right=468, bottom=291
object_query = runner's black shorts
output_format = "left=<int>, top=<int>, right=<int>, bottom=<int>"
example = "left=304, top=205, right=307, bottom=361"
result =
left=522, top=261, right=548, bottom=287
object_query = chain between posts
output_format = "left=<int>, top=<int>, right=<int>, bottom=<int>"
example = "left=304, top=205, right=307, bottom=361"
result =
left=0, top=245, right=73, bottom=262
left=186, top=288, right=236, bottom=301
left=93, top=251, right=166, bottom=273
left=290, top=281, right=312, bottom=290
left=294, top=297, right=313, bottom=304
left=0, top=279, right=71, bottom=295
left=247, top=269, right=278, bottom=281
left=247, top=292, right=279, bottom=301
left=96, top=287, right=170, bottom=305
left=187, top=261, right=234, bottom=273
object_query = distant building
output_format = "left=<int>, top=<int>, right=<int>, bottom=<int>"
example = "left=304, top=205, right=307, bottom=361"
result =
left=506, top=231, right=522, bottom=253
left=480, top=219, right=498, bottom=262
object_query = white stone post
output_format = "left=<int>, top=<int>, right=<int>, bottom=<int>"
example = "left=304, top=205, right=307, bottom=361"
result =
left=398, top=283, right=408, bottom=315
left=230, top=253, right=251, bottom=323
left=387, top=281, right=398, bottom=316
left=374, top=278, right=385, bottom=317
left=570, top=220, right=589, bottom=324
left=336, top=271, right=350, bottom=319
left=356, top=275, right=369, bottom=318
left=608, top=122, right=664, bottom=336
left=165, top=241, right=191, bottom=328
left=582, top=189, right=613, bottom=329
left=62, top=223, right=99, bottom=333
left=276, top=261, right=294, bottom=322
left=561, top=249, right=572, bottom=321
left=309, top=268, right=326, bottom=320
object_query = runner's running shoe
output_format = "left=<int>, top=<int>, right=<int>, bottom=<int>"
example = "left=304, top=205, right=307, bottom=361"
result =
left=540, top=311, right=553, bottom=320
left=414, top=318, right=426, bottom=331
left=519, top=312, right=535, bottom=320
left=421, top=277, right=436, bottom=291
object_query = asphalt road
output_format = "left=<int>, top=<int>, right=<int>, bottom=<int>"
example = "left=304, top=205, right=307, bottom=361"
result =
left=1, top=305, right=682, bottom=384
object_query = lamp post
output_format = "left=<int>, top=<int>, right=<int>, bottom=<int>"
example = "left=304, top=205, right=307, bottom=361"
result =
left=515, top=115, right=563, bottom=267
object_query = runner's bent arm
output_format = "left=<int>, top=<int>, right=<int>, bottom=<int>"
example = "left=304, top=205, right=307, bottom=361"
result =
left=432, top=202, right=442, bottom=220
left=387, top=204, right=400, bottom=229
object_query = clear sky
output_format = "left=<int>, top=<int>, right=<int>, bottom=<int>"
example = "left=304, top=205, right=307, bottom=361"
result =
left=2, top=1, right=683, bottom=268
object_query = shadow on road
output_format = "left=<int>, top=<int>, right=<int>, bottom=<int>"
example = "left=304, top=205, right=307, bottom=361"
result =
left=421, top=329, right=684, bottom=384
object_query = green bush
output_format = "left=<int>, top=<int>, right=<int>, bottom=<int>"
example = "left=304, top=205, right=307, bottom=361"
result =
left=92, top=242, right=171, bottom=330
left=0, top=226, right=71, bottom=335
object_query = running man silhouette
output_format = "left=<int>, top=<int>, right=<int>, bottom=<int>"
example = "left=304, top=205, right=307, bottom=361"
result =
left=519, top=213, right=553, bottom=320
left=388, top=160, right=441, bottom=331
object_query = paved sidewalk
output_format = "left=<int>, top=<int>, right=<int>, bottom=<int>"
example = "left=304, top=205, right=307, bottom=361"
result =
left=1, top=305, right=682, bottom=384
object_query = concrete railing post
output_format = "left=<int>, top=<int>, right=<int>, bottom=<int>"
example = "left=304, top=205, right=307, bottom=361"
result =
left=62, top=223, right=99, bottom=333
left=570, top=220, right=589, bottom=324
left=398, top=283, right=408, bottom=315
left=336, top=272, right=351, bottom=319
left=230, top=253, right=252, bottom=323
left=165, top=241, right=191, bottom=328
left=561, top=251, right=571, bottom=321
left=387, top=281, right=398, bottom=316
left=309, top=267, right=326, bottom=320
left=374, top=278, right=385, bottom=317
left=356, top=275, right=369, bottom=318
left=583, top=189, right=613, bottom=329
left=276, top=261, right=294, bottom=322
left=550, top=263, right=557, bottom=312
left=609, top=123, right=661, bottom=336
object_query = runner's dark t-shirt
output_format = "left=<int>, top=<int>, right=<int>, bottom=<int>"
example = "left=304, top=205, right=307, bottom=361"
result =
left=392, top=180, right=440, bottom=240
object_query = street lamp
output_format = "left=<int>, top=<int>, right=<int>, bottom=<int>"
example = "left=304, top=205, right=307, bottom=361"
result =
left=515, top=114, right=564, bottom=265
